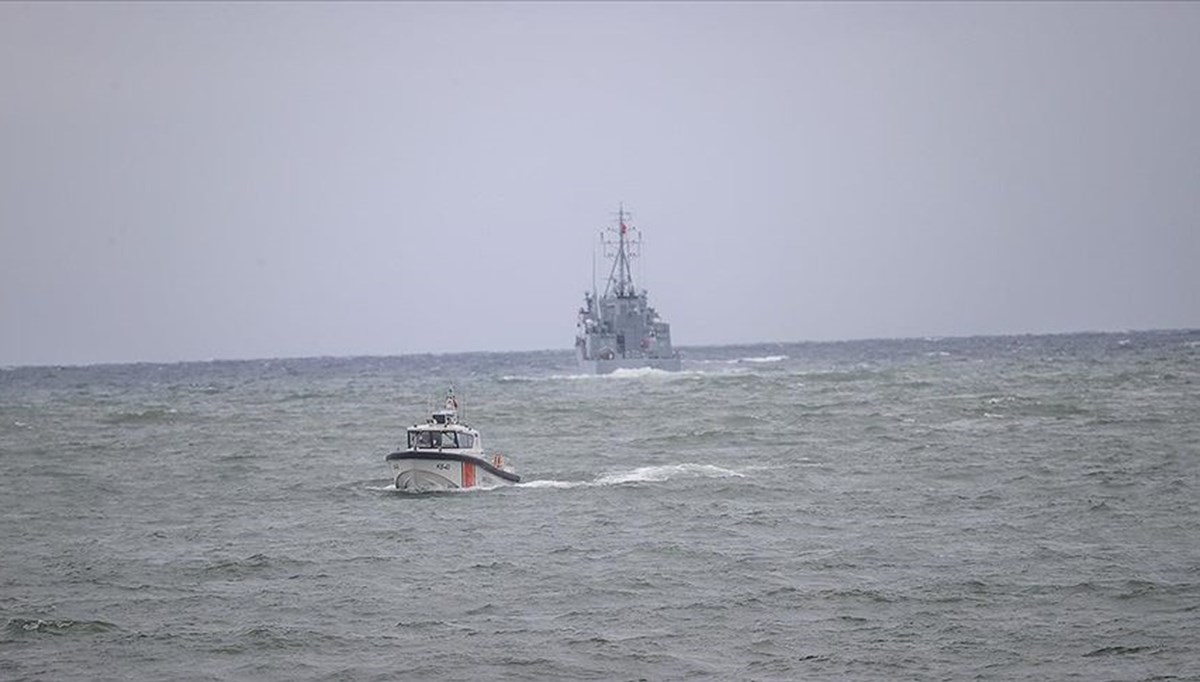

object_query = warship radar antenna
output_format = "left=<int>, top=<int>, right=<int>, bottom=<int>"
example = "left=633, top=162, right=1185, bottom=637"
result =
left=601, top=203, right=641, bottom=299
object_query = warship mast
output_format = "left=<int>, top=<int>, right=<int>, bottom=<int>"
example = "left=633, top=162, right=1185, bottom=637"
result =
left=603, top=204, right=639, bottom=299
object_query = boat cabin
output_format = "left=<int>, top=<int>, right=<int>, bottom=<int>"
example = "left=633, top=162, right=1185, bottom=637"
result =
left=407, top=427, right=477, bottom=450
left=403, top=388, right=484, bottom=452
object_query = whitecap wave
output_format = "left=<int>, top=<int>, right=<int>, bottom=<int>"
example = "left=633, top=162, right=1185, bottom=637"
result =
left=738, top=355, right=787, bottom=364
left=504, top=368, right=712, bottom=382
left=608, top=367, right=681, bottom=378
left=693, top=355, right=787, bottom=365
left=497, top=375, right=537, bottom=383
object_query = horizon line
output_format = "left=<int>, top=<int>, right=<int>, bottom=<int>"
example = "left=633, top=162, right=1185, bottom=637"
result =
left=3, top=326, right=1196, bottom=371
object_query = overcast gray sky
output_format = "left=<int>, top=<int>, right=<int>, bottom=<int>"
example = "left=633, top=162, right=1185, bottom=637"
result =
left=2, top=2, right=1197, bottom=366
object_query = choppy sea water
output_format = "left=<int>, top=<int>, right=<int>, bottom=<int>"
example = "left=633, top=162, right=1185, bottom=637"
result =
left=2, top=330, right=1198, bottom=681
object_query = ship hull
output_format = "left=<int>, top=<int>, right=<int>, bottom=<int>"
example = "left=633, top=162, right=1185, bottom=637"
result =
left=577, top=355, right=682, bottom=375
left=386, top=451, right=520, bottom=492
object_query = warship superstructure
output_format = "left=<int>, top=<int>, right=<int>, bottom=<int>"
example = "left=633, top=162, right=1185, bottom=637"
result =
left=575, top=206, right=681, bottom=374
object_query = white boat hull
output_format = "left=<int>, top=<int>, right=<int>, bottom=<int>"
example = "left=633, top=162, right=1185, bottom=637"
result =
left=387, top=452, right=519, bottom=492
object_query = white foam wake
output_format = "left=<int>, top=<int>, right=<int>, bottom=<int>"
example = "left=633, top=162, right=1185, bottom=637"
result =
left=517, top=479, right=589, bottom=490
left=596, top=463, right=745, bottom=484
left=518, top=463, right=745, bottom=490
left=367, top=463, right=746, bottom=493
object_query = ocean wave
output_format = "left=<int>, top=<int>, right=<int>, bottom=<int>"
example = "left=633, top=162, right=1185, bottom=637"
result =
left=206, top=625, right=316, bottom=654
left=693, top=355, right=788, bottom=365
left=1083, top=645, right=1159, bottom=657
left=496, top=374, right=537, bottom=383
left=974, top=395, right=1091, bottom=419
left=279, top=390, right=328, bottom=402
left=4, top=617, right=118, bottom=638
left=102, top=407, right=180, bottom=424
left=199, top=553, right=314, bottom=578
left=738, top=355, right=788, bottom=364
left=501, top=368, right=716, bottom=382
left=559, top=367, right=706, bottom=380
left=497, top=361, right=811, bottom=383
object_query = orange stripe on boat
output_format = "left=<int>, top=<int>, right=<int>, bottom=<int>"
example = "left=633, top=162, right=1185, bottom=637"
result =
left=462, top=462, right=476, bottom=488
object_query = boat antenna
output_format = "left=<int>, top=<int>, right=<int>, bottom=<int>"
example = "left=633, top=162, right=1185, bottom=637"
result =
left=602, top=203, right=638, bottom=298
left=638, top=227, right=645, bottom=295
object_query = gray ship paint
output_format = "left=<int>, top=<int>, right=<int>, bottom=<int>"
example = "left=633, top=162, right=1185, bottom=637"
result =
left=576, top=207, right=682, bottom=373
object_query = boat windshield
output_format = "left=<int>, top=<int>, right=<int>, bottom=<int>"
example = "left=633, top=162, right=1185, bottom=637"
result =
left=409, top=430, right=473, bottom=449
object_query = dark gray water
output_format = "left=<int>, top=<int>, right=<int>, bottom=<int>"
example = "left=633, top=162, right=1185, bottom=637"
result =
left=2, top=331, right=1198, bottom=680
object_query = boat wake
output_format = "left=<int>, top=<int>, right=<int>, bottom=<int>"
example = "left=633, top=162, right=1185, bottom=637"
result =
left=365, top=463, right=745, bottom=493
left=521, top=463, right=745, bottom=490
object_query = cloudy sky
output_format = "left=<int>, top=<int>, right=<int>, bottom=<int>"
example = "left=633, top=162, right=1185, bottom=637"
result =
left=2, top=2, right=1197, bottom=366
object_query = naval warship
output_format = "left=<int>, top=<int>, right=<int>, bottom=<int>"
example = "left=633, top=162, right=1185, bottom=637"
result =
left=575, top=207, right=681, bottom=374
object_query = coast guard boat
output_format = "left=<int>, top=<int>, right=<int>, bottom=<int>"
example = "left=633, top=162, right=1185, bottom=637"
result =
left=385, top=389, right=520, bottom=492
left=575, top=206, right=681, bottom=374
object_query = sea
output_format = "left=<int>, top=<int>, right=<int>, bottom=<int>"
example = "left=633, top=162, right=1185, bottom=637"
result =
left=2, top=330, right=1198, bottom=681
